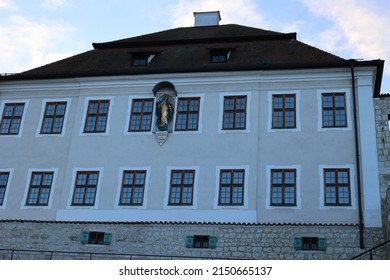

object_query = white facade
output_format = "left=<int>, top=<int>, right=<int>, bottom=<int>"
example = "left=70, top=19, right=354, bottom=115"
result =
left=0, top=68, right=382, bottom=227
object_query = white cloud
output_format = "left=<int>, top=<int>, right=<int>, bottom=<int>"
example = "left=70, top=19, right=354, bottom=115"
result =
left=298, top=0, right=390, bottom=73
left=0, top=15, right=75, bottom=73
left=0, top=0, right=17, bottom=10
left=168, top=0, right=267, bottom=28
left=40, top=0, right=67, bottom=9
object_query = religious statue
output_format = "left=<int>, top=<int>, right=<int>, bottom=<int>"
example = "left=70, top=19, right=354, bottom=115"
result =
left=156, top=95, right=173, bottom=131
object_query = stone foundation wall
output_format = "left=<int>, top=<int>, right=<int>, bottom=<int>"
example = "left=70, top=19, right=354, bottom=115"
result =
left=0, top=221, right=385, bottom=260
left=374, top=96, right=390, bottom=258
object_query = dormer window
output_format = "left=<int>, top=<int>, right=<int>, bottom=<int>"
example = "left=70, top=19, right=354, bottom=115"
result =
left=209, top=49, right=232, bottom=63
left=131, top=53, right=155, bottom=66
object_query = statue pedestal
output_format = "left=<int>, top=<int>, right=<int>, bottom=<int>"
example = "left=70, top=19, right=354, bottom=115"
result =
left=156, top=131, right=168, bottom=146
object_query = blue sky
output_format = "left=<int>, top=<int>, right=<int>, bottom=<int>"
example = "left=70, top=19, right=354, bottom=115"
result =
left=1, top=0, right=389, bottom=93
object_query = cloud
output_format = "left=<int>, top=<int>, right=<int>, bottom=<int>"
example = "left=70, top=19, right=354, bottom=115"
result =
left=298, top=0, right=390, bottom=73
left=0, top=0, right=17, bottom=10
left=0, top=15, right=75, bottom=73
left=39, top=0, right=67, bottom=9
left=168, top=0, right=267, bottom=28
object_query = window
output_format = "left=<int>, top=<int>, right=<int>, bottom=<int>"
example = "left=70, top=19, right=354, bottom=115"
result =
left=26, top=172, right=54, bottom=206
left=0, top=103, right=25, bottom=135
left=210, top=49, right=231, bottom=63
left=219, top=169, right=245, bottom=205
left=81, top=231, right=111, bottom=245
left=322, top=93, right=347, bottom=127
left=119, top=170, right=146, bottom=206
left=270, top=169, right=296, bottom=206
left=71, top=171, right=99, bottom=206
left=222, top=96, right=247, bottom=130
left=129, top=99, right=154, bottom=132
left=324, top=169, right=351, bottom=206
left=168, top=170, right=195, bottom=205
left=294, top=237, right=326, bottom=251
left=84, top=100, right=110, bottom=133
left=185, top=235, right=217, bottom=249
left=272, top=94, right=296, bottom=128
left=175, top=97, right=200, bottom=131
left=131, top=53, right=154, bottom=66
left=40, top=102, right=67, bottom=134
left=0, top=172, right=9, bottom=206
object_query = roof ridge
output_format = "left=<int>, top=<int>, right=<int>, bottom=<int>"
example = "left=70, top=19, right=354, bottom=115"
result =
left=92, top=24, right=296, bottom=49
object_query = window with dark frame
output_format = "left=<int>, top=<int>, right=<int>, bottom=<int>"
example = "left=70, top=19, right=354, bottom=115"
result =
left=71, top=171, right=99, bottom=206
left=129, top=99, right=154, bottom=132
left=0, top=172, right=9, bottom=206
left=131, top=53, right=153, bottom=66
left=272, top=94, right=296, bottom=129
left=81, top=231, right=111, bottom=245
left=193, top=235, right=209, bottom=248
left=175, top=97, right=200, bottom=131
left=40, top=102, right=67, bottom=134
left=219, top=169, right=245, bottom=206
left=168, top=170, right=195, bottom=206
left=322, top=93, right=347, bottom=127
left=26, top=172, right=54, bottom=206
left=294, top=237, right=326, bottom=251
left=270, top=169, right=297, bottom=206
left=119, top=170, right=146, bottom=206
left=186, top=235, right=217, bottom=249
left=88, top=232, right=105, bottom=245
left=302, top=237, right=319, bottom=250
left=84, top=100, right=110, bottom=133
left=210, top=50, right=229, bottom=63
left=0, top=103, right=25, bottom=135
left=222, top=96, right=247, bottom=130
left=324, top=168, right=351, bottom=206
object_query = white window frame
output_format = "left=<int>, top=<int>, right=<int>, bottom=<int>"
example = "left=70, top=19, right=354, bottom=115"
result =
left=36, top=98, right=71, bottom=137
left=0, top=168, right=14, bottom=209
left=20, top=168, right=58, bottom=209
left=266, top=165, right=302, bottom=209
left=319, top=164, right=356, bottom=210
left=0, top=99, right=29, bottom=137
left=114, top=166, right=151, bottom=209
left=267, top=91, right=301, bottom=132
left=163, top=166, right=200, bottom=209
left=214, top=165, right=250, bottom=209
left=218, top=92, right=251, bottom=133
left=317, top=89, right=352, bottom=131
left=79, top=96, right=114, bottom=136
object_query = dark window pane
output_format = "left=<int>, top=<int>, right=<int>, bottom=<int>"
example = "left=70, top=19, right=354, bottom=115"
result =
left=223, top=112, right=234, bottom=129
left=0, top=119, right=11, bottom=133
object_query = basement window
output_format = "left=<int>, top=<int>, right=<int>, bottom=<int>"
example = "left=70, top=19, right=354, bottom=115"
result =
left=81, top=231, right=112, bottom=245
left=294, top=237, right=326, bottom=251
left=186, top=235, right=217, bottom=249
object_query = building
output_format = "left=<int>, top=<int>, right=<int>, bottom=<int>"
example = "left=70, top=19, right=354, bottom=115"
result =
left=374, top=93, right=390, bottom=259
left=0, top=11, right=386, bottom=259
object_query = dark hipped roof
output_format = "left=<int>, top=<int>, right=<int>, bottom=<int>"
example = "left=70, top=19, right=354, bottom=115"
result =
left=0, top=24, right=384, bottom=95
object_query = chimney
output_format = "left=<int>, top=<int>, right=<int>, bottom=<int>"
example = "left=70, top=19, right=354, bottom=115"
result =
left=194, top=11, right=221, bottom=27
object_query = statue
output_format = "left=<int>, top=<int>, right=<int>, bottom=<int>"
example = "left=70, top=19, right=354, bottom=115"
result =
left=156, top=95, right=173, bottom=131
